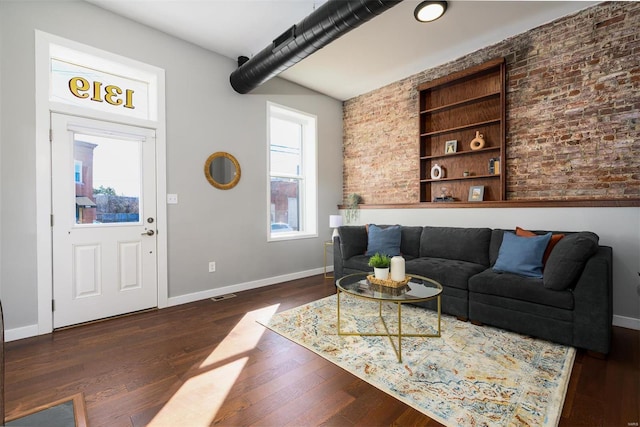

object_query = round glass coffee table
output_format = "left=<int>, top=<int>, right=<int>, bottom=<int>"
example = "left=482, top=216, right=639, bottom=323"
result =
left=335, top=272, right=443, bottom=363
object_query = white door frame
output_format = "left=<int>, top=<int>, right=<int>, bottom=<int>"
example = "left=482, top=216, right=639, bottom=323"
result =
left=35, top=31, right=168, bottom=335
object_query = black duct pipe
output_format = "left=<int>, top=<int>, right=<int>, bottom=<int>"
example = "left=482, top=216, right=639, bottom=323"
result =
left=230, top=0, right=403, bottom=94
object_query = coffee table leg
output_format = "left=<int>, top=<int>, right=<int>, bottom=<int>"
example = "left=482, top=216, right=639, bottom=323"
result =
left=437, top=295, right=441, bottom=336
left=337, top=289, right=342, bottom=335
left=397, top=302, right=402, bottom=363
left=377, top=303, right=401, bottom=363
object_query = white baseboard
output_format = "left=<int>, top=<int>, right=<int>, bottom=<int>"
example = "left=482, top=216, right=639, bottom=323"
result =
left=613, top=314, right=640, bottom=331
left=167, top=267, right=328, bottom=307
left=5, top=324, right=39, bottom=342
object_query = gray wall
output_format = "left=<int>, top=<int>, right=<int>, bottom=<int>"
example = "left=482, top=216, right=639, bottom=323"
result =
left=0, top=1, right=343, bottom=330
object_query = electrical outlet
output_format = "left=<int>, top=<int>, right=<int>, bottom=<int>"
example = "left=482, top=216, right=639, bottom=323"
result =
left=209, top=261, right=216, bottom=273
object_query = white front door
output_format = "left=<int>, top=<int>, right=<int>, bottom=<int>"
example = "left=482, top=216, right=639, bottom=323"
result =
left=51, top=113, right=158, bottom=328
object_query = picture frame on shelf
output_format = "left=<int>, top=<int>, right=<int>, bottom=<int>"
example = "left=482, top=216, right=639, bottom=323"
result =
left=468, top=185, right=485, bottom=202
left=445, top=140, right=458, bottom=154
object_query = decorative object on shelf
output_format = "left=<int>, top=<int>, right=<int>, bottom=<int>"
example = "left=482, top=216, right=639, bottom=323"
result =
left=329, top=215, right=343, bottom=239
left=368, top=252, right=391, bottom=280
left=468, top=185, right=485, bottom=202
left=390, top=255, right=406, bottom=282
left=434, top=186, right=454, bottom=202
left=470, top=131, right=486, bottom=150
left=445, top=140, right=458, bottom=154
left=463, top=170, right=470, bottom=177
left=433, top=196, right=455, bottom=202
left=344, top=193, right=362, bottom=224
left=430, top=164, right=445, bottom=180
left=488, top=157, right=501, bottom=175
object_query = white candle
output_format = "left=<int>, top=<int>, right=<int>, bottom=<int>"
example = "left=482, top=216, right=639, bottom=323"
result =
left=390, top=256, right=405, bottom=281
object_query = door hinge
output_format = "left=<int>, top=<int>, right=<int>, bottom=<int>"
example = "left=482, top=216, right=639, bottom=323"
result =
left=49, top=128, right=53, bottom=142
left=50, top=214, right=54, bottom=227
left=52, top=299, right=55, bottom=311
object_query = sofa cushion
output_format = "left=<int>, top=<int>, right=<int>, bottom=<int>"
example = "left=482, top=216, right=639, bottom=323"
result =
left=405, top=257, right=486, bottom=291
left=469, top=269, right=574, bottom=310
left=343, top=254, right=372, bottom=272
left=493, top=232, right=551, bottom=278
left=489, top=229, right=505, bottom=266
left=338, top=226, right=367, bottom=260
left=516, top=227, right=565, bottom=265
left=543, top=232, right=599, bottom=290
left=420, top=226, right=492, bottom=266
left=365, top=224, right=402, bottom=256
left=400, top=226, right=423, bottom=259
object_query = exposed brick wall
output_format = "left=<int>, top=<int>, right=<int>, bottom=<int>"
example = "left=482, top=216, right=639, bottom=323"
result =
left=343, top=2, right=639, bottom=203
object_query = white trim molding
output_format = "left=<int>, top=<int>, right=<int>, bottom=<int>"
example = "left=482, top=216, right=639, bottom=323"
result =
left=167, top=268, right=326, bottom=307
left=35, top=30, right=167, bottom=336
left=613, top=315, right=640, bottom=331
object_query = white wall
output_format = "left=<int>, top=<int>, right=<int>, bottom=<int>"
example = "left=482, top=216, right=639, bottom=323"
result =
left=0, top=1, right=343, bottom=336
left=348, top=207, right=640, bottom=329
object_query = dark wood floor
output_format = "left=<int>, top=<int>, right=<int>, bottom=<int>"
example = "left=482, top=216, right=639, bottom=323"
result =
left=4, top=275, right=639, bottom=426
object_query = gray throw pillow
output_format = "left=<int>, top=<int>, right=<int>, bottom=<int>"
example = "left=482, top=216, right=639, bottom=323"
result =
left=543, top=232, right=599, bottom=290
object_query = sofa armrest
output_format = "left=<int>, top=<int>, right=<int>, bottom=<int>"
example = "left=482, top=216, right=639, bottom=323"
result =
left=333, top=226, right=368, bottom=282
left=572, top=246, right=613, bottom=354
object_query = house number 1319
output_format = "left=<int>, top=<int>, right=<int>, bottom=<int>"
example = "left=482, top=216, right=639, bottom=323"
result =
left=68, top=77, right=135, bottom=109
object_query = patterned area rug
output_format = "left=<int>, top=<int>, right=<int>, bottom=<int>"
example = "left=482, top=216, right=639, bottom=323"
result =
left=257, top=294, right=575, bottom=427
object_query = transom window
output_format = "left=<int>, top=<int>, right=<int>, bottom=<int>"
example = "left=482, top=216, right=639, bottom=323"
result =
left=267, top=103, right=317, bottom=240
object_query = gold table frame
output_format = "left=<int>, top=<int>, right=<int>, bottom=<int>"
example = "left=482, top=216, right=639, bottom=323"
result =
left=336, top=274, right=442, bottom=363
left=323, top=241, right=333, bottom=279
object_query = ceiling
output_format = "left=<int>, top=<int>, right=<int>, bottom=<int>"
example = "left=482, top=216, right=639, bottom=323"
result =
left=86, top=0, right=598, bottom=101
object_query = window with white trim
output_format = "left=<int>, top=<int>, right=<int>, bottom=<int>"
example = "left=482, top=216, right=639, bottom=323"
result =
left=267, top=103, right=317, bottom=240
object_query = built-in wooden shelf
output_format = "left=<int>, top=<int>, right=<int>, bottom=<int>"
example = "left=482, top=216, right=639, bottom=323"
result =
left=420, top=119, right=502, bottom=137
left=420, top=91, right=501, bottom=114
left=418, top=58, right=506, bottom=203
left=420, top=174, right=500, bottom=184
left=421, top=146, right=500, bottom=161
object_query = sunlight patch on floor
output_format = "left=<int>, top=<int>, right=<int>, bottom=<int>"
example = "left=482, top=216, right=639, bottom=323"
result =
left=148, top=304, right=280, bottom=427
left=199, top=304, right=280, bottom=370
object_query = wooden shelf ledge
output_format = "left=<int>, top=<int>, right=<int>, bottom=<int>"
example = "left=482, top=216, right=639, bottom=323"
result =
left=338, top=199, right=640, bottom=209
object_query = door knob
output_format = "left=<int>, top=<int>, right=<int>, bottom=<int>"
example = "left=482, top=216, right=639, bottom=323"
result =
left=142, top=229, right=155, bottom=236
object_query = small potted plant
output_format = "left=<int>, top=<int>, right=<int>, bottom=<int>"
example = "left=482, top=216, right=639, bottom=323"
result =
left=368, top=252, right=391, bottom=280
left=344, top=193, right=362, bottom=224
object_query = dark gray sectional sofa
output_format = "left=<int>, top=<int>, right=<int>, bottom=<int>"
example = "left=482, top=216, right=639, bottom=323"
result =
left=333, top=225, right=613, bottom=355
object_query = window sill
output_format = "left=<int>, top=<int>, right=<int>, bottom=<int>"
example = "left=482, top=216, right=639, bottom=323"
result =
left=268, top=232, right=319, bottom=242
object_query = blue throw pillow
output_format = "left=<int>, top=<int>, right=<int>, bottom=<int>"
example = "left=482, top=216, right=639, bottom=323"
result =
left=365, top=224, right=402, bottom=257
left=493, top=231, right=551, bottom=278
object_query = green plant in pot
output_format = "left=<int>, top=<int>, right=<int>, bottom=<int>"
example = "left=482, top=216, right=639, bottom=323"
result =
left=368, top=252, right=391, bottom=280
left=344, top=193, right=362, bottom=224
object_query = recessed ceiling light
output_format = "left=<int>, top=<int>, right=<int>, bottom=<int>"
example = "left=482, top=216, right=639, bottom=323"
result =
left=414, top=1, right=448, bottom=23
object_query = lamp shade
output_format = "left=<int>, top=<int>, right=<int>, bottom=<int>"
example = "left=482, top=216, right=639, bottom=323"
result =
left=329, top=215, right=343, bottom=228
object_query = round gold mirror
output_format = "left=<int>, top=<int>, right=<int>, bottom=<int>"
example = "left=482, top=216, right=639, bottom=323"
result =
left=204, top=152, right=241, bottom=190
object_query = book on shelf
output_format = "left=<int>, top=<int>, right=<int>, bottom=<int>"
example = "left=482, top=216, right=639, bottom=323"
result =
left=488, top=156, right=501, bottom=175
